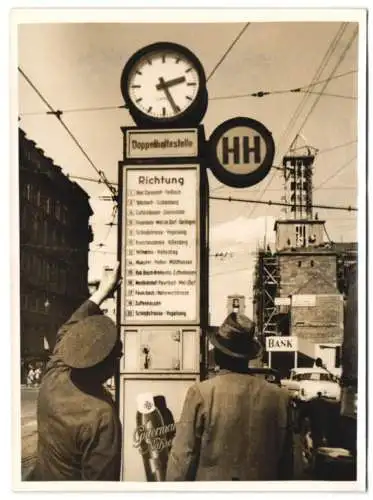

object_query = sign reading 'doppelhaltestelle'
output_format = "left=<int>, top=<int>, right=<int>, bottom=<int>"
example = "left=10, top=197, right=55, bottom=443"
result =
left=126, top=129, right=198, bottom=159
left=123, top=166, right=199, bottom=324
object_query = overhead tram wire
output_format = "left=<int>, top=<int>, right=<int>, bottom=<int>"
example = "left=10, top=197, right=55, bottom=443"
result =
left=245, top=23, right=351, bottom=220
left=313, top=156, right=357, bottom=191
left=19, top=70, right=357, bottom=118
left=285, top=25, right=359, bottom=153
left=18, top=67, right=117, bottom=200
left=207, top=22, right=251, bottom=82
left=209, top=195, right=357, bottom=212
left=278, top=22, right=348, bottom=157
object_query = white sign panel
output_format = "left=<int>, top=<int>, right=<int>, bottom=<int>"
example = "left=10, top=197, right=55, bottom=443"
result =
left=266, top=336, right=298, bottom=352
left=123, top=166, right=199, bottom=324
left=292, top=294, right=317, bottom=307
left=274, top=297, right=291, bottom=306
left=126, top=129, right=198, bottom=159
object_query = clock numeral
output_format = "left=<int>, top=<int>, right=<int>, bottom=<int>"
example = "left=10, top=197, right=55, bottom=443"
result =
left=136, top=98, right=143, bottom=103
left=175, top=57, right=181, bottom=64
left=187, top=82, right=196, bottom=86
left=131, top=84, right=141, bottom=88
left=162, top=55, right=166, bottom=63
left=136, top=70, right=142, bottom=76
left=185, top=67, right=193, bottom=73
left=186, top=96, right=193, bottom=101
left=147, top=106, right=153, bottom=113
left=146, top=58, right=152, bottom=65
left=175, top=105, right=181, bottom=112
left=162, top=107, right=166, bottom=116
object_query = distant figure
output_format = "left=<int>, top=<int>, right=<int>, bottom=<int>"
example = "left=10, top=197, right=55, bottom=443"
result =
left=166, top=312, right=294, bottom=481
left=34, top=367, right=42, bottom=386
left=26, top=366, right=35, bottom=387
left=31, top=264, right=123, bottom=481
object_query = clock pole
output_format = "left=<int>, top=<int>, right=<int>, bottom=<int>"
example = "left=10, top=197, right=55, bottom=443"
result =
left=117, top=42, right=209, bottom=482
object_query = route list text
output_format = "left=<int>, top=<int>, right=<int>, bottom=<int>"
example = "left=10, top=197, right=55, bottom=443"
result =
left=124, top=168, right=199, bottom=323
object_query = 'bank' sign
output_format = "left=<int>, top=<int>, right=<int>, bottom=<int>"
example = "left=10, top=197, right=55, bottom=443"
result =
left=266, top=336, right=298, bottom=352
left=208, top=117, right=275, bottom=188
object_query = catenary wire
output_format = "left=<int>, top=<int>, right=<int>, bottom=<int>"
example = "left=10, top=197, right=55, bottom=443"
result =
left=285, top=26, right=358, bottom=155
left=207, top=23, right=251, bottom=82
left=19, top=70, right=357, bottom=117
left=18, top=66, right=117, bottom=199
left=245, top=23, right=353, bottom=220
left=313, top=156, right=357, bottom=190
left=210, top=195, right=357, bottom=212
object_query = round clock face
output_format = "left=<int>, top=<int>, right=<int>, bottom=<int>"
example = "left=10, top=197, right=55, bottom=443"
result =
left=121, top=42, right=207, bottom=127
left=127, top=49, right=200, bottom=120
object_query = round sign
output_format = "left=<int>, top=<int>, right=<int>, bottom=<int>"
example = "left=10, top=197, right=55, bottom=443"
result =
left=208, top=117, right=275, bottom=188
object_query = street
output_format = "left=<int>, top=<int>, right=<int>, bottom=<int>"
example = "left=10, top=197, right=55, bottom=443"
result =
left=21, top=386, right=38, bottom=479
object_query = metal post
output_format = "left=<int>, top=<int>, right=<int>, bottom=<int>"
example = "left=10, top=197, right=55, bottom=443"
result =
left=268, top=351, right=272, bottom=368
left=294, top=350, right=298, bottom=368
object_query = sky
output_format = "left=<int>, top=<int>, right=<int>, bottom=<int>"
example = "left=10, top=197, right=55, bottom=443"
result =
left=14, top=9, right=366, bottom=325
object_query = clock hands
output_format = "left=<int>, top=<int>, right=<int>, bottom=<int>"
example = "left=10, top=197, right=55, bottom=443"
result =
left=155, top=76, right=186, bottom=90
left=156, top=77, right=183, bottom=114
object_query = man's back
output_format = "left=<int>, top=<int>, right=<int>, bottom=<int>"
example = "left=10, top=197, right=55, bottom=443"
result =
left=34, top=367, right=121, bottom=481
left=167, top=371, right=293, bottom=481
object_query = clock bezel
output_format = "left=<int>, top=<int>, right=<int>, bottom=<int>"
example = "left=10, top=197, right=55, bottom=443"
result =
left=121, top=41, right=207, bottom=128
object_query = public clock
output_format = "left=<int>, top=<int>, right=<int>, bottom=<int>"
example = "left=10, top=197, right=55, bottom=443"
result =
left=121, top=42, right=208, bottom=128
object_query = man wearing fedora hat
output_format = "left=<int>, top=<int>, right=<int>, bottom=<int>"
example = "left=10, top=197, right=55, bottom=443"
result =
left=31, top=263, right=123, bottom=481
left=166, top=312, right=294, bottom=481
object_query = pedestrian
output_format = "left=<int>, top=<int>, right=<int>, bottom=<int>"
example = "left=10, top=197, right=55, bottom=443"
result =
left=166, top=312, right=294, bottom=481
left=27, top=365, right=35, bottom=388
left=31, top=263, right=123, bottom=481
left=34, top=367, right=42, bottom=386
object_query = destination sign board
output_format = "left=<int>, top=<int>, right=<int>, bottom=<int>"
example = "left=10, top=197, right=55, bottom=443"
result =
left=125, top=129, right=199, bottom=159
left=122, top=165, right=200, bottom=324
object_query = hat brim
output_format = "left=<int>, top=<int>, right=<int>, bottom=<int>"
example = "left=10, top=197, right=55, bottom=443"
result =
left=208, top=329, right=262, bottom=360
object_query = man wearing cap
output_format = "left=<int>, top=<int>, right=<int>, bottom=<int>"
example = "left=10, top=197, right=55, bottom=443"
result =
left=166, top=312, right=294, bottom=481
left=31, top=264, right=122, bottom=481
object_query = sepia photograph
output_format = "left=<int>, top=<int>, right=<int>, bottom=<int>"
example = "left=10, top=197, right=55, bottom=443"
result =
left=11, top=7, right=367, bottom=492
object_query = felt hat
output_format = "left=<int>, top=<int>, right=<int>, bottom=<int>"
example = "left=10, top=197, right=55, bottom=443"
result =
left=59, top=315, right=118, bottom=369
left=208, top=312, right=262, bottom=360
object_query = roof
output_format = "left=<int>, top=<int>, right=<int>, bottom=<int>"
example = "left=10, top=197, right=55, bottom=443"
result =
left=290, top=367, right=330, bottom=373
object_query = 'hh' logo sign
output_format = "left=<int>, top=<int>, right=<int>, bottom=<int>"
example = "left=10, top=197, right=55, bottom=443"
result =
left=208, top=117, right=275, bottom=188
left=266, top=336, right=298, bottom=352
left=221, top=135, right=262, bottom=165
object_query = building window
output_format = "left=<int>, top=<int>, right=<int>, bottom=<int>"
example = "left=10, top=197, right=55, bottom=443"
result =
left=25, top=184, right=31, bottom=201
left=55, top=201, right=61, bottom=220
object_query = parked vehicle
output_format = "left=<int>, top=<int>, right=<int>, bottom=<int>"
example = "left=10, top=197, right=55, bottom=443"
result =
left=280, top=367, right=341, bottom=403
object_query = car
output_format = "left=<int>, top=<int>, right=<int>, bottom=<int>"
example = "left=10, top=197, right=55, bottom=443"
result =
left=280, top=367, right=341, bottom=403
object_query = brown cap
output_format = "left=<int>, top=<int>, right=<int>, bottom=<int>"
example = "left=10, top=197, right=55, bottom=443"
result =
left=59, top=315, right=117, bottom=369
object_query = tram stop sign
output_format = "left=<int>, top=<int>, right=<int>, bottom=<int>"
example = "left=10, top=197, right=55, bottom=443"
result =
left=208, top=116, right=275, bottom=188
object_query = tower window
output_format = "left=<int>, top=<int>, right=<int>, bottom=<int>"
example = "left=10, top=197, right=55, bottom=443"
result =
left=310, top=260, right=314, bottom=267
left=298, top=261, right=302, bottom=267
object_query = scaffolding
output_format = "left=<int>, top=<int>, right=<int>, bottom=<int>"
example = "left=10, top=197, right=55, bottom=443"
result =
left=253, top=250, right=279, bottom=340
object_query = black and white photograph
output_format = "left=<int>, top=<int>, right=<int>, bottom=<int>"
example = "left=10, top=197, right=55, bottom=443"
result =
left=11, top=7, right=367, bottom=492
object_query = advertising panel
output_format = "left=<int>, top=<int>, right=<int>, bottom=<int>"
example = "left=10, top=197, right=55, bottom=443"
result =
left=121, top=165, right=200, bottom=324
left=120, top=377, right=197, bottom=481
